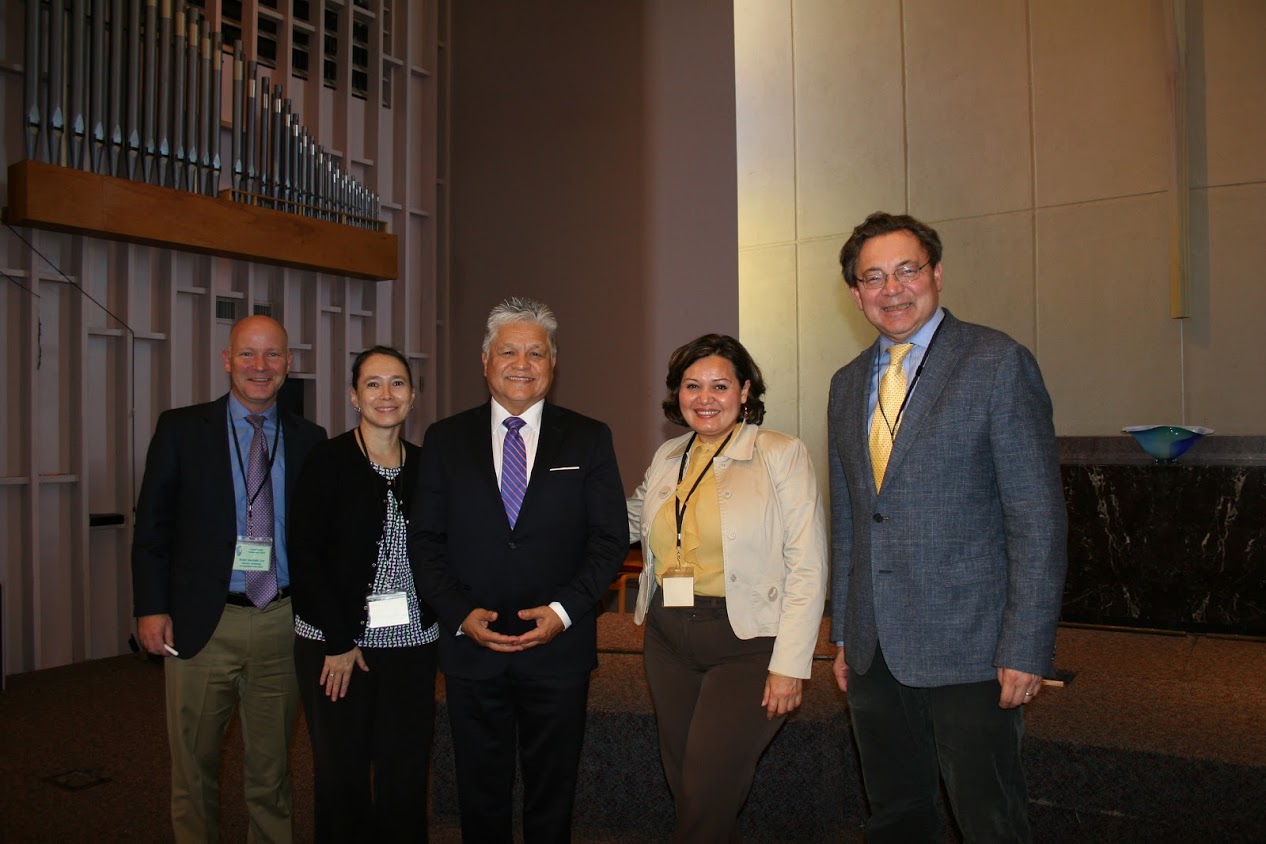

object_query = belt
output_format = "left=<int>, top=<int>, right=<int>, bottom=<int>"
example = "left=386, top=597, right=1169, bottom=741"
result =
left=226, top=586, right=291, bottom=607
left=656, top=591, right=726, bottom=609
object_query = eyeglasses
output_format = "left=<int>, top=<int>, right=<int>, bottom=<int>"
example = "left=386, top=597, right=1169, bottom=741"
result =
left=856, top=260, right=931, bottom=290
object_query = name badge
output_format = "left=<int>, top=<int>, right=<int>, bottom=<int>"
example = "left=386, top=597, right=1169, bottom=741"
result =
left=661, top=566, right=695, bottom=607
left=233, top=537, right=273, bottom=572
left=367, top=591, right=410, bottom=628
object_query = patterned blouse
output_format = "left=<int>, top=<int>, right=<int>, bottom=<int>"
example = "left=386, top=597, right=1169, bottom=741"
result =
left=295, top=462, right=439, bottom=648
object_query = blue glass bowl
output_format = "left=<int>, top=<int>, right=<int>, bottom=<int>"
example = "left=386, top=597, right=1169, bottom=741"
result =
left=1122, top=425, right=1213, bottom=462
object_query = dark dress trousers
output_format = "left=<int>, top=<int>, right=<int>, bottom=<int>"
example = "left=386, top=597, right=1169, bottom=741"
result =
left=289, top=429, right=439, bottom=842
left=411, top=401, right=627, bottom=842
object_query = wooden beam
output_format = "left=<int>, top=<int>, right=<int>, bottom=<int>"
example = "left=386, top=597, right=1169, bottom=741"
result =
left=3, top=160, right=398, bottom=281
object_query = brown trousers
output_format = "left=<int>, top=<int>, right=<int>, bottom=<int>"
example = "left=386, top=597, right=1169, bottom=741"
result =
left=643, top=595, right=786, bottom=843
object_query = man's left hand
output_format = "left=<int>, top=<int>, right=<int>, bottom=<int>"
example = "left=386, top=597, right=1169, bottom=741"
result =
left=515, top=605, right=564, bottom=648
left=998, top=667, right=1044, bottom=708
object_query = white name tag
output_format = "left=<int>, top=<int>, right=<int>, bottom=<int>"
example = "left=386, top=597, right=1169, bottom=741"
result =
left=233, top=537, right=273, bottom=572
left=661, top=568, right=695, bottom=607
left=367, top=591, right=410, bottom=628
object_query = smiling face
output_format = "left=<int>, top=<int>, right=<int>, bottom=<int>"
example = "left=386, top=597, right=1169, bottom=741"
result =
left=482, top=321, right=555, bottom=415
left=678, top=354, right=751, bottom=443
left=352, top=353, right=414, bottom=431
left=222, top=316, right=292, bottom=413
left=849, top=229, right=943, bottom=343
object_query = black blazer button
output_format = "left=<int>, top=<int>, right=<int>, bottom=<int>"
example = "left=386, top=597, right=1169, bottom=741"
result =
left=873, top=513, right=885, bottom=523
left=508, top=541, right=517, bottom=549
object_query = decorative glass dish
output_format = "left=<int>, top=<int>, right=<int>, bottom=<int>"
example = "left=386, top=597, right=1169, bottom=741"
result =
left=1122, top=425, right=1214, bottom=463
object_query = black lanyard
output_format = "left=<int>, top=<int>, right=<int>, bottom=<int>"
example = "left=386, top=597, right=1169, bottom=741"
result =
left=872, top=316, right=946, bottom=440
left=229, top=410, right=282, bottom=522
left=673, top=427, right=736, bottom=558
left=354, top=426, right=405, bottom=491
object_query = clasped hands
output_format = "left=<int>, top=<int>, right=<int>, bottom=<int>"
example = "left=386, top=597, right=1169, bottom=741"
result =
left=460, top=606, right=564, bottom=652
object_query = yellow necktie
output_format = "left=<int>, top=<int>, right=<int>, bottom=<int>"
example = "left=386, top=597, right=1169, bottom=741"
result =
left=868, top=343, right=914, bottom=491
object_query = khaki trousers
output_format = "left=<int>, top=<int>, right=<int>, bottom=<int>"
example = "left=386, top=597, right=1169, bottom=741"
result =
left=164, top=597, right=300, bottom=844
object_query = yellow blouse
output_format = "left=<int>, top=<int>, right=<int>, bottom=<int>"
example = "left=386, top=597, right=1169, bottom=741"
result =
left=648, top=437, right=727, bottom=597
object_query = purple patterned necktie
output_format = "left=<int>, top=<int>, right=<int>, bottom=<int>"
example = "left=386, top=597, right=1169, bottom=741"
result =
left=244, top=414, right=278, bottom=608
left=501, top=417, right=528, bottom=529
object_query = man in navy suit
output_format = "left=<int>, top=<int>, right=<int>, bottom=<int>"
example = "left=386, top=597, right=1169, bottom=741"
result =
left=132, top=315, right=326, bottom=842
left=828, top=213, right=1067, bottom=842
left=412, top=297, right=627, bottom=842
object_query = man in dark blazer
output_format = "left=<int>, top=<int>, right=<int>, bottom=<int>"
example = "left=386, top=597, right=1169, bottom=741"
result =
left=132, top=315, right=326, bottom=843
left=412, top=297, right=627, bottom=842
left=828, top=213, right=1067, bottom=842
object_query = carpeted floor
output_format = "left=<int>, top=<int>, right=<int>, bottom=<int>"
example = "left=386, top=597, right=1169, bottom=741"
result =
left=1, top=615, right=1264, bottom=842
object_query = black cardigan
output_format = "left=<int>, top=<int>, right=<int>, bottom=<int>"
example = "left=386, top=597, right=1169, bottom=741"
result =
left=289, top=428, right=435, bottom=654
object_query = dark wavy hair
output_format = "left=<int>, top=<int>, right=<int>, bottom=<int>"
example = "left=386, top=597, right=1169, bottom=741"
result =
left=661, top=334, right=767, bottom=427
left=351, top=345, right=414, bottom=388
left=839, top=211, right=943, bottom=288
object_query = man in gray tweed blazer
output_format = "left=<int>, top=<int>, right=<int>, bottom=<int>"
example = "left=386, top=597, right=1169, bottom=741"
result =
left=828, top=212, right=1067, bottom=843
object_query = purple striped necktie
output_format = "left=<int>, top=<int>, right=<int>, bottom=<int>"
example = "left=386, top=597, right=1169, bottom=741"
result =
left=244, top=414, right=278, bottom=608
left=501, top=417, right=528, bottom=528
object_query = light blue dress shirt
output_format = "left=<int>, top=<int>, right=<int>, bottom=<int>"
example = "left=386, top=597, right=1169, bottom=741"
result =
left=866, top=306, right=947, bottom=428
left=226, top=396, right=289, bottom=591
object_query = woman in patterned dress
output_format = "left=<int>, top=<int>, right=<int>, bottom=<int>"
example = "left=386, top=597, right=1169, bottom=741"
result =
left=290, top=345, right=439, bottom=841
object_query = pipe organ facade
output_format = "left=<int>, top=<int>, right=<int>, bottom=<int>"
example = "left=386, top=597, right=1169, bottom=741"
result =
left=0, top=0, right=449, bottom=675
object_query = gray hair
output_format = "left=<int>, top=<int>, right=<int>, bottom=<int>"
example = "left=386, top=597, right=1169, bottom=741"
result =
left=481, top=297, right=559, bottom=357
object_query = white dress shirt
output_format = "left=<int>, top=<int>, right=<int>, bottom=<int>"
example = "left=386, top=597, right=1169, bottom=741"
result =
left=488, top=398, right=572, bottom=630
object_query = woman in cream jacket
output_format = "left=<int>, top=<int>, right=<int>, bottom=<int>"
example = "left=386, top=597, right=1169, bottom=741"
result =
left=627, top=334, right=827, bottom=842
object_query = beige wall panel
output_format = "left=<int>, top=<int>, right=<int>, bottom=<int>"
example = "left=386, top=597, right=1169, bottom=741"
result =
left=36, top=282, right=71, bottom=475
left=132, top=341, right=160, bottom=477
left=88, top=529, right=129, bottom=659
left=904, top=0, right=1032, bottom=220
left=1031, top=0, right=1170, bottom=206
left=797, top=236, right=876, bottom=498
left=1, top=491, right=30, bottom=670
left=1184, top=184, right=1266, bottom=433
left=0, top=281, right=24, bottom=474
left=1197, top=0, right=1266, bottom=188
left=37, top=484, right=75, bottom=667
left=85, top=336, right=126, bottom=513
left=1036, top=195, right=1181, bottom=434
left=172, top=293, right=205, bottom=409
left=739, top=244, right=799, bottom=436
left=793, top=0, right=906, bottom=239
left=935, top=212, right=1036, bottom=351
left=735, top=0, right=796, bottom=248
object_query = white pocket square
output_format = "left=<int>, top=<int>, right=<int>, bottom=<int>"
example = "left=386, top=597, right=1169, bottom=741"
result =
left=549, top=465, right=580, bottom=472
